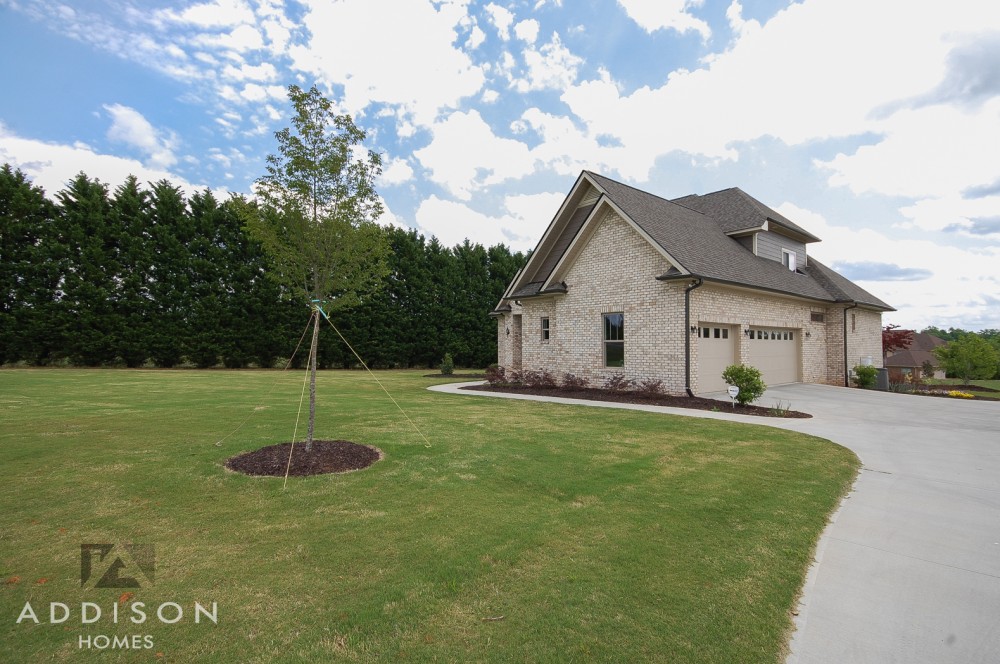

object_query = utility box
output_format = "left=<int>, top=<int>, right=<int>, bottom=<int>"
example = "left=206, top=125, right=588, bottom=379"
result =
left=876, top=367, right=890, bottom=391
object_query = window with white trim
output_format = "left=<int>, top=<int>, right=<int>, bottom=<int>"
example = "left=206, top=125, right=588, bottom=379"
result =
left=541, top=317, right=550, bottom=342
left=782, top=249, right=797, bottom=271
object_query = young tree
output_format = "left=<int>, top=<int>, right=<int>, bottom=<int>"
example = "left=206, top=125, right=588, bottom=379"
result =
left=240, top=84, right=389, bottom=450
left=882, top=324, right=914, bottom=360
left=934, top=335, right=1000, bottom=382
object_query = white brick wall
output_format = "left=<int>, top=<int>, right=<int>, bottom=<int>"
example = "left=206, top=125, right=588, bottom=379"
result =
left=497, top=209, right=884, bottom=392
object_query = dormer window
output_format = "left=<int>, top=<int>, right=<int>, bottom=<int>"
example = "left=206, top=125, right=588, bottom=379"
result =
left=782, top=249, right=797, bottom=271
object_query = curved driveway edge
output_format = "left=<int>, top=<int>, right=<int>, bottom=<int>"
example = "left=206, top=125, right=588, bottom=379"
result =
left=429, top=381, right=1000, bottom=664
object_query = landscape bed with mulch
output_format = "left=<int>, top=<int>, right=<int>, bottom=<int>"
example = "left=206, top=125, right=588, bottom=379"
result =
left=463, top=383, right=811, bottom=418
left=909, top=384, right=1000, bottom=401
left=225, top=440, right=382, bottom=477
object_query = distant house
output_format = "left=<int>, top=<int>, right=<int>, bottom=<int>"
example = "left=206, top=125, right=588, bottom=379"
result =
left=492, top=171, right=894, bottom=394
left=885, top=332, right=947, bottom=380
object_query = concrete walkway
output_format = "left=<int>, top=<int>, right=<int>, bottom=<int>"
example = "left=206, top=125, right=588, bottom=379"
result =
left=429, top=381, right=1000, bottom=663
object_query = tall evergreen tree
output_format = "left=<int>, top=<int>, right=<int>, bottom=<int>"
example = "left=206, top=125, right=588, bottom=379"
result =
left=147, top=180, right=191, bottom=368
left=57, top=173, right=118, bottom=366
left=110, top=176, right=153, bottom=367
left=0, top=165, right=57, bottom=364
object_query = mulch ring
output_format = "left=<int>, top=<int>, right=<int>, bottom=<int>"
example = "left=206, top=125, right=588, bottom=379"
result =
left=463, top=384, right=811, bottom=418
left=225, top=440, right=382, bottom=477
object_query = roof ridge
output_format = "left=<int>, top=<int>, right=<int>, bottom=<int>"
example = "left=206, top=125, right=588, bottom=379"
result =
left=584, top=170, right=710, bottom=218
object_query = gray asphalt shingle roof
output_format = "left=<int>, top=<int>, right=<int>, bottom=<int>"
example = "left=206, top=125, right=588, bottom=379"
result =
left=514, top=171, right=892, bottom=311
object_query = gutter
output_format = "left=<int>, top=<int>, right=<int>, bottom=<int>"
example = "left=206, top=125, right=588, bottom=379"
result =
left=684, top=277, right=704, bottom=397
left=843, top=302, right=858, bottom=387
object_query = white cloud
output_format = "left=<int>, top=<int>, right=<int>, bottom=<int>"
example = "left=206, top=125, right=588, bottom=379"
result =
left=414, top=110, right=535, bottom=199
left=565, top=0, right=997, bottom=168
left=899, top=194, right=1000, bottom=234
left=514, top=19, right=540, bottom=44
left=514, top=33, right=583, bottom=92
left=817, top=99, right=1000, bottom=200
left=484, top=3, right=515, bottom=41
left=155, top=0, right=255, bottom=28
left=415, top=191, right=563, bottom=249
left=221, top=62, right=278, bottom=82
left=779, top=202, right=1000, bottom=330
left=0, top=124, right=213, bottom=199
left=103, top=104, right=178, bottom=169
left=616, top=0, right=711, bottom=39
left=466, top=24, right=487, bottom=49
left=288, top=0, right=484, bottom=126
left=379, top=158, right=415, bottom=186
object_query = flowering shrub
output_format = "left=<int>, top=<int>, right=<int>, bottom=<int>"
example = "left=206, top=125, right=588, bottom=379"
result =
left=948, top=390, right=975, bottom=399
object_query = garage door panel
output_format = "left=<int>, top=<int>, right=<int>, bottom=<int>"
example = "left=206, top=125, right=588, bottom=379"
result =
left=747, top=327, right=799, bottom=385
left=698, top=325, right=734, bottom=393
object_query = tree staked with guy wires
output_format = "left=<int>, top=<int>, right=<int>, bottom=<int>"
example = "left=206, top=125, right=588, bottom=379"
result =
left=238, top=84, right=390, bottom=451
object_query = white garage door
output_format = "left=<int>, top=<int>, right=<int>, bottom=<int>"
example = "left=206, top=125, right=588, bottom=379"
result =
left=698, top=325, right=734, bottom=393
left=747, top=327, right=799, bottom=385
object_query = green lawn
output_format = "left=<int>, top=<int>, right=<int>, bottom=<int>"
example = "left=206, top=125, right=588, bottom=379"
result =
left=0, top=369, right=858, bottom=663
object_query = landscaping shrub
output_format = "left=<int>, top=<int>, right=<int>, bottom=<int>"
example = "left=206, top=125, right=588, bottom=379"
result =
left=721, top=364, right=766, bottom=405
left=523, top=369, right=558, bottom=389
left=485, top=364, right=506, bottom=386
left=440, top=352, right=454, bottom=375
left=852, top=365, right=878, bottom=389
left=507, top=370, right=525, bottom=385
left=561, top=373, right=590, bottom=389
left=636, top=378, right=666, bottom=396
left=603, top=373, right=635, bottom=392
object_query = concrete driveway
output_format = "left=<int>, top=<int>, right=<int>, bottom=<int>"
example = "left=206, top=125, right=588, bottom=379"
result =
left=755, top=384, right=1000, bottom=664
left=431, top=381, right=1000, bottom=663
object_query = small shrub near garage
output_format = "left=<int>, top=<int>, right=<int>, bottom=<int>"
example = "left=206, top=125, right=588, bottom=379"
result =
left=722, top=364, right=766, bottom=405
left=852, top=365, right=878, bottom=389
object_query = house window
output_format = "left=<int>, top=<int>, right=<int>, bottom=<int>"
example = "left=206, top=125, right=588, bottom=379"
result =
left=604, top=313, right=624, bottom=367
left=541, top=317, right=550, bottom=342
left=852, top=313, right=856, bottom=332
left=782, top=249, right=797, bottom=271
left=811, top=312, right=825, bottom=323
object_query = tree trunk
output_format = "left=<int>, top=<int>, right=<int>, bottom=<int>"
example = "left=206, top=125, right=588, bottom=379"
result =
left=306, top=308, right=320, bottom=452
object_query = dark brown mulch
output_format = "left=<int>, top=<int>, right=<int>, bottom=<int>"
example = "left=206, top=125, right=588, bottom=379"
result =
left=463, top=384, right=811, bottom=418
left=225, top=440, right=382, bottom=477
left=423, top=373, right=489, bottom=379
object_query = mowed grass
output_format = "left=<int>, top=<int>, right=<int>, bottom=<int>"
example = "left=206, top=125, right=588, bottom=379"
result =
left=0, top=369, right=858, bottom=663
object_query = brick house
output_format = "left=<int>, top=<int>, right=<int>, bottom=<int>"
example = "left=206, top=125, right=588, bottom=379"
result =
left=491, top=171, right=893, bottom=394
left=885, top=332, right=947, bottom=380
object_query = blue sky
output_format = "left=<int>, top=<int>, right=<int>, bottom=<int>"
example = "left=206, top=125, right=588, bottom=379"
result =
left=1, top=0, right=999, bottom=330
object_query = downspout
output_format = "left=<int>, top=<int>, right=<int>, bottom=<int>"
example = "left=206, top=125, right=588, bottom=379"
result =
left=684, top=277, right=704, bottom=397
left=843, top=302, right=858, bottom=387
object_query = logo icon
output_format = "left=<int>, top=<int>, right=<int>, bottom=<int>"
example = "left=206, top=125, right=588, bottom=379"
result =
left=80, top=544, right=155, bottom=588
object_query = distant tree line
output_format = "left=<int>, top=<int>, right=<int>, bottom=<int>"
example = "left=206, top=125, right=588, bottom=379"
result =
left=0, top=165, right=524, bottom=369
left=921, top=326, right=1000, bottom=380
